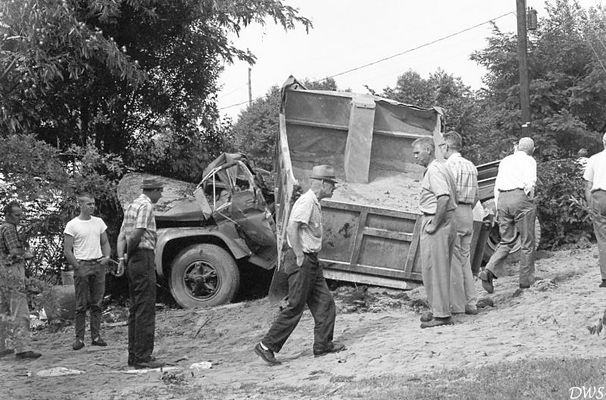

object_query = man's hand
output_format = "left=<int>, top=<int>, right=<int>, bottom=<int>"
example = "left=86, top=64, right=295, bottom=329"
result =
left=424, top=221, right=437, bottom=234
left=115, top=259, right=126, bottom=277
left=295, top=252, right=305, bottom=267
left=23, top=250, right=34, bottom=260
left=100, top=257, right=112, bottom=266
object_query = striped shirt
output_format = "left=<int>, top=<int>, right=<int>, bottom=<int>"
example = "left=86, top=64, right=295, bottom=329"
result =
left=0, top=222, right=24, bottom=265
left=445, top=152, right=479, bottom=205
left=288, top=189, right=323, bottom=253
left=120, top=194, right=157, bottom=251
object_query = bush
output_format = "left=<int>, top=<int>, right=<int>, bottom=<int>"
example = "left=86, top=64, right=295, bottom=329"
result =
left=536, top=158, right=592, bottom=249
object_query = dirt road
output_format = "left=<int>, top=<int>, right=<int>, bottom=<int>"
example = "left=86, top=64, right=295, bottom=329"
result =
left=2, top=247, right=605, bottom=400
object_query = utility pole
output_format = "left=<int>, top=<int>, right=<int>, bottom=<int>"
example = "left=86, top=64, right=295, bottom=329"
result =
left=516, top=0, right=531, bottom=135
left=248, top=67, right=252, bottom=107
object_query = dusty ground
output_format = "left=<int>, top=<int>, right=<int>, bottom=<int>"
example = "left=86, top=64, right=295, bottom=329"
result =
left=2, top=246, right=606, bottom=400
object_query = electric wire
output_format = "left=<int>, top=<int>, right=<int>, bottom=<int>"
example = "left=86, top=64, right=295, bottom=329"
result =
left=220, top=11, right=515, bottom=110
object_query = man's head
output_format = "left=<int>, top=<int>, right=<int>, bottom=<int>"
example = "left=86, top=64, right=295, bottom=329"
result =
left=4, top=201, right=23, bottom=225
left=517, top=137, right=535, bottom=155
left=440, top=131, right=463, bottom=159
left=309, top=165, right=338, bottom=200
left=142, top=178, right=164, bottom=204
left=412, top=137, right=435, bottom=167
left=77, top=193, right=95, bottom=217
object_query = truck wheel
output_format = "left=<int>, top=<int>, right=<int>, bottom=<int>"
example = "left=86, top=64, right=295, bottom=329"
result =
left=169, top=244, right=240, bottom=308
left=482, top=217, right=542, bottom=262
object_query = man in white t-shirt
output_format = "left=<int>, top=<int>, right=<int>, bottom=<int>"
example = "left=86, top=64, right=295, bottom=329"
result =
left=584, top=135, right=606, bottom=287
left=64, top=193, right=111, bottom=350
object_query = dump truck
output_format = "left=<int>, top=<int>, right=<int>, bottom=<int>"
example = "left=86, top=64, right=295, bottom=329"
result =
left=272, top=77, right=492, bottom=290
left=117, top=77, right=537, bottom=308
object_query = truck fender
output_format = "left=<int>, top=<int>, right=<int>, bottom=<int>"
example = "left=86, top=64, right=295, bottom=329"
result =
left=154, top=227, right=251, bottom=277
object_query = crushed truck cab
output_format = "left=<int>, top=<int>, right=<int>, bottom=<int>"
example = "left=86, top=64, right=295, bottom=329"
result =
left=117, top=153, right=276, bottom=308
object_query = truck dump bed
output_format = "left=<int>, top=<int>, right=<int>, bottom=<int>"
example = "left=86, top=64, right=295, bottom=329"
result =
left=275, top=78, right=489, bottom=289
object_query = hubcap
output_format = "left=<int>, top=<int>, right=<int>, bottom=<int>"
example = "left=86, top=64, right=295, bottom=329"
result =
left=183, top=261, right=219, bottom=300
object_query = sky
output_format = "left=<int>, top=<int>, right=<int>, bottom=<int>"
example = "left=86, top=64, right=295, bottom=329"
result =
left=217, top=0, right=602, bottom=120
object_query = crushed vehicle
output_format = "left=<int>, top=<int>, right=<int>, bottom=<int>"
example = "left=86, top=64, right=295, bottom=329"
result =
left=117, top=153, right=277, bottom=308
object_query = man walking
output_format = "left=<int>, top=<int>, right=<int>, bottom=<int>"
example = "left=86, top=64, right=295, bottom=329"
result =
left=480, top=137, right=537, bottom=293
left=584, top=134, right=606, bottom=287
left=412, top=137, right=458, bottom=328
left=441, top=131, right=479, bottom=315
left=255, top=165, right=344, bottom=365
left=0, top=201, right=41, bottom=359
left=64, top=193, right=111, bottom=350
left=117, top=178, right=164, bottom=369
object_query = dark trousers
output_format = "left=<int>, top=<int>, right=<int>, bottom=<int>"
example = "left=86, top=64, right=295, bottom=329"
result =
left=73, top=261, right=105, bottom=340
left=262, top=249, right=336, bottom=354
left=486, top=190, right=536, bottom=286
left=127, top=249, right=156, bottom=363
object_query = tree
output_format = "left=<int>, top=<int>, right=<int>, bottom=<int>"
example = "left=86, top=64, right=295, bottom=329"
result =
left=231, top=78, right=337, bottom=169
left=381, top=69, right=491, bottom=163
left=0, top=0, right=311, bottom=175
left=471, top=0, right=606, bottom=160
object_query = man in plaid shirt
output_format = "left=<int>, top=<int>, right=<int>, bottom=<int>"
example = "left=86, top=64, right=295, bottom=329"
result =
left=441, top=131, right=479, bottom=316
left=117, top=178, right=163, bottom=369
left=0, top=201, right=41, bottom=359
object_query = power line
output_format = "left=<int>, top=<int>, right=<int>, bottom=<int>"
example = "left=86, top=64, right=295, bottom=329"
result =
left=220, top=11, right=515, bottom=110
left=321, top=11, right=514, bottom=81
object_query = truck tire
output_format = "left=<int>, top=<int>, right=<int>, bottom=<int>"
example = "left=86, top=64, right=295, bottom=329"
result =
left=482, top=217, right=542, bottom=262
left=169, top=244, right=240, bottom=308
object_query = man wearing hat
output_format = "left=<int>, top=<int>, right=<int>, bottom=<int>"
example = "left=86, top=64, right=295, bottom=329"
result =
left=255, top=165, right=345, bottom=365
left=117, top=178, right=164, bottom=369
left=480, top=137, right=537, bottom=293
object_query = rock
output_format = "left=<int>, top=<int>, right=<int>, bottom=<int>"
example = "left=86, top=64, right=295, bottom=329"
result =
left=44, top=285, right=76, bottom=320
left=476, top=297, right=494, bottom=308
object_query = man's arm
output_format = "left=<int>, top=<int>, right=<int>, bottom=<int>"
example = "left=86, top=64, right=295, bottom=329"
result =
left=286, top=220, right=305, bottom=266
left=63, top=234, right=79, bottom=268
left=586, top=180, right=593, bottom=205
left=426, top=195, right=450, bottom=234
left=115, top=231, right=127, bottom=277
left=100, top=231, right=111, bottom=264
left=126, top=228, right=146, bottom=259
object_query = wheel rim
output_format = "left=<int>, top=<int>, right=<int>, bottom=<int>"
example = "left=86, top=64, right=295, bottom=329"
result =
left=182, top=261, right=220, bottom=300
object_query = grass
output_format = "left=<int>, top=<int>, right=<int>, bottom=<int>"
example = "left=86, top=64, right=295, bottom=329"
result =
left=208, top=357, right=606, bottom=400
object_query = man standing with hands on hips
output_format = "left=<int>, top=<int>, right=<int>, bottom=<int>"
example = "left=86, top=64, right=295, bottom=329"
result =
left=412, top=137, right=458, bottom=329
left=117, top=178, right=164, bottom=369
left=64, top=193, right=112, bottom=351
left=254, top=165, right=345, bottom=365
left=480, top=137, right=537, bottom=293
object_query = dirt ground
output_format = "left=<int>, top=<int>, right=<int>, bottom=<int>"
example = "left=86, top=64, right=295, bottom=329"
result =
left=2, top=246, right=606, bottom=400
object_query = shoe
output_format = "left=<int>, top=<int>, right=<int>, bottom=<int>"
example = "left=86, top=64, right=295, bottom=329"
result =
left=133, top=359, right=165, bottom=369
left=600, top=280, right=606, bottom=288
left=15, top=351, right=41, bottom=359
left=313, top=341, right=346, bottom=357
left=0, top=349, right=14, bottom=357
left=254, top=343, right=281, bottom=365
left=420, top=311, right=433, bottom=322
left=420, top=317, right=454, bottom=329
left=73, top=338, right=84, bottom=350
left=128, top=355, right=155, bottom=366
left=479, top=269, right=495, bottom=294
left=464, top=305, right=479, bottom=315
left=92, top=337, right=107, bottom=346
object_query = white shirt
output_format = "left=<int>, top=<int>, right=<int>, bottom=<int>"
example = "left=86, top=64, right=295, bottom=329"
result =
left=64, top=216, right=107, bottom=260
left=584, top=150, right=606, bottom=191
left=287, top=189, right=323, bottom=253
left=494, top=151, right=537, bottom=206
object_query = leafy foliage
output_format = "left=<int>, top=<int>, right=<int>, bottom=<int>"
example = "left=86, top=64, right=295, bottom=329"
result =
left=535, top=158, right=592, bottom=249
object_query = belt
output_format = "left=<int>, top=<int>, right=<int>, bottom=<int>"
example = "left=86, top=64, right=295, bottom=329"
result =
left=77, top=258, right=103, bottom=263
left=459, top=202, right=473, bottom=205
left=422, top=212, right=435, bottom=216
left=498, top=188, right=523, bottom=193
